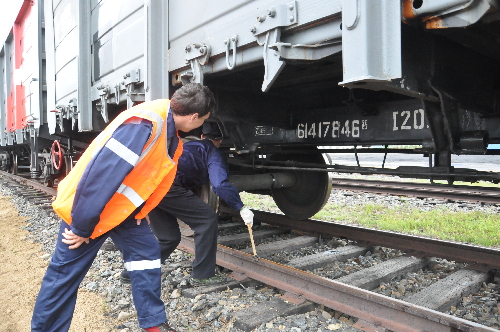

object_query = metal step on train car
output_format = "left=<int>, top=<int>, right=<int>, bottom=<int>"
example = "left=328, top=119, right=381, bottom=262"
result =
left=1, top=0, right=500, bottom=219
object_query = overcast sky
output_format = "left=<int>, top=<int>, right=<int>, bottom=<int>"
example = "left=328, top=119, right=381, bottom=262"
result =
left=0, top=0, right=25, bottom=43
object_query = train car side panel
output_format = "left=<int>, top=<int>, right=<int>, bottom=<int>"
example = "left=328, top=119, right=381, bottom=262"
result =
left=52, top=0, right=78, bottom=106
left=0, top=41, right=11, bottom=147
left=6, top=1, right=42, bottom=144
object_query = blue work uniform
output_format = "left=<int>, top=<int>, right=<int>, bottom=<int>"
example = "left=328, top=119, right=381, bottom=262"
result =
left=31, top=113, right=177, bottom=331
left=148, top=138, right=244, bottom=279
left=175, top=139, right=243, bottom=211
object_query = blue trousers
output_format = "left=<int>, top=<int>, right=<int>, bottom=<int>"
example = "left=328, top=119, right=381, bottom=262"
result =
left=31, top=218, right=166, bottom=331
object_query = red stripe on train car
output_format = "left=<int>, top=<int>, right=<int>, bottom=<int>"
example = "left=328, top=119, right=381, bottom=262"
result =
left=8, top=0, right=35, bottom=132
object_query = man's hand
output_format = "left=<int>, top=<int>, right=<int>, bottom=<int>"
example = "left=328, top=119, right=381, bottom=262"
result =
left=136, top=215, right=151, bottom=225
left=61, top=228, right=90, bottom=249
left=240, top=207, right=254, bottom=228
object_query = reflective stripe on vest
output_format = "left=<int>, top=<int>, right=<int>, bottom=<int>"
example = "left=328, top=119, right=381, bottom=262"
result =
left=106, top=138, right=140, bottom=166
left=117, top=184, right=144, bottom=207
left=52, top=99, right=183, bottom=239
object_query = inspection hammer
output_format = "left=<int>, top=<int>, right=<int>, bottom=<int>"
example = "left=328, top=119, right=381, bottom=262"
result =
left=246, top=224, right=258, bottom=259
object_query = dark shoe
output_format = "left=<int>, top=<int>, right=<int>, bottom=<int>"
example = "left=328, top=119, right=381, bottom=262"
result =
left=120, top=269, right=131, bottom=284
left=143, top=322, right=177, bottom=332
left=189, top=274, right=226, bottom=287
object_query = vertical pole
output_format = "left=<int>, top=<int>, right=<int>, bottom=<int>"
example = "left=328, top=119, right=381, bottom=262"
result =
left=78, top=0, right=92, bottom=131
left=145, top=0, right=170, bottom=100
left=43, top=0, right=57, bottom=134
left=37, top=0, right=44, bottom=125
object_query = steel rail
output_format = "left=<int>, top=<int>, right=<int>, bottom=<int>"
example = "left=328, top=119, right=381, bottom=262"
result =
left=178, top=237, right=498, bottom=332
left=330, top=177, right=500, bottom=204
left=220, top=206, right=500, bottom=271
left=0, top=172, right=57, bottom=196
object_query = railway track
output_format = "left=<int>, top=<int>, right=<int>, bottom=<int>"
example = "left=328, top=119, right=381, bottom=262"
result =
left=330, top=177, right=500, bottom=205
left=207, top=207, right=500, bottom=331
left=1, top=171, right=499, bottom=332
left=6, top=170, right=500, bottom=206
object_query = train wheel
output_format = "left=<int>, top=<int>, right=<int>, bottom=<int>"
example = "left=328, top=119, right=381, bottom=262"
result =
left=270, top=150, right=332, bottom=220
left=51, top=140, right=64, bottom=170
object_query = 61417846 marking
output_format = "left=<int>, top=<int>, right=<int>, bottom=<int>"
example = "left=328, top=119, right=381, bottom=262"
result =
left=297, top=119, right=368, bottom=139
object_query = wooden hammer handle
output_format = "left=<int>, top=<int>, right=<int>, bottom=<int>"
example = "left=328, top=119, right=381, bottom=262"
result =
left=247, top=224, right=257, bottom=256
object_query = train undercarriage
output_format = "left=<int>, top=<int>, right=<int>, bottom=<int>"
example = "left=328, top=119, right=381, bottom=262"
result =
left=2, top=0, right=500, bottom=221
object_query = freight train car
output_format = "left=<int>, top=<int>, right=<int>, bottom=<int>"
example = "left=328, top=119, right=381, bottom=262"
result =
left=0, top=0, right=51, bottom=178
left=1, top=0, right=500, bottom=219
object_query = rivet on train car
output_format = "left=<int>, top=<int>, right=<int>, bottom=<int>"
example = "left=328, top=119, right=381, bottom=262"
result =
left=290, top=16, right=294, bottom=22
left=98, top=229, right=102, bottom=232
left=289, top=4, right=294, bottom=10
left=124, top=209, right=127, bottom=213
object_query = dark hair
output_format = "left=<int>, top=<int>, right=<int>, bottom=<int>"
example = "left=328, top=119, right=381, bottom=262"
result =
left=170, top=83, right=216, bottom=117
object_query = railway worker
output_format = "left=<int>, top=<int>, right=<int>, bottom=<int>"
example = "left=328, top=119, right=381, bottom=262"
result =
left=31, top=83, right=215, bottom=332
left=121, top=122, right=254, bottom=284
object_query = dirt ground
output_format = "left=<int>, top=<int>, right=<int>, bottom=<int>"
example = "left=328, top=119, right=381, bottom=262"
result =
left=0, top=194, right=117, bottom=332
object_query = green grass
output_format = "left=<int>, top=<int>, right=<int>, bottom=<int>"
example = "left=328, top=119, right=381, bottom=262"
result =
left=240, top=192, right=281, bottom=213
left=240, top=192, right=500, bottom=248
left=314, top=203, right=500, bottom=247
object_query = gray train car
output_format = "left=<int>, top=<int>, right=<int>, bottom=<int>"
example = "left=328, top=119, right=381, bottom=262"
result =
left=2, top=0, right=500, bottom=218
left=0, top=0, right=50, bottom=177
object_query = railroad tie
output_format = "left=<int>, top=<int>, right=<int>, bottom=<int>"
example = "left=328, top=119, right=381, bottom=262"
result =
left=406, top=268, right=490, bottom=312
left=181, top=278, right=261, bottom=299
left=217, top=228, right=289, bottom=247
left=288, top=245, right=369, bottom=271
left=179, top=220, right=273, bottom=238
left=217, top=221, right=247, bottom=232
left=336, top=256, right=427, bottom=290
left=241, top=236, right=317, bottom=258
left=230, top=297, right=315, bottom=332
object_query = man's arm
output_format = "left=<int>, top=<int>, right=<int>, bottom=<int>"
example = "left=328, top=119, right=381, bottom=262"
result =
left=207, top=148, right=244, bottom=211
left=69, top=118, right=153, bottom=238
left=206, top=144, right=254, bottom=227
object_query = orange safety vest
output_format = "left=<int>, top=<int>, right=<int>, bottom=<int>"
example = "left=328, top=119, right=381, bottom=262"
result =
left=52, top=99, right=183, bottom=239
